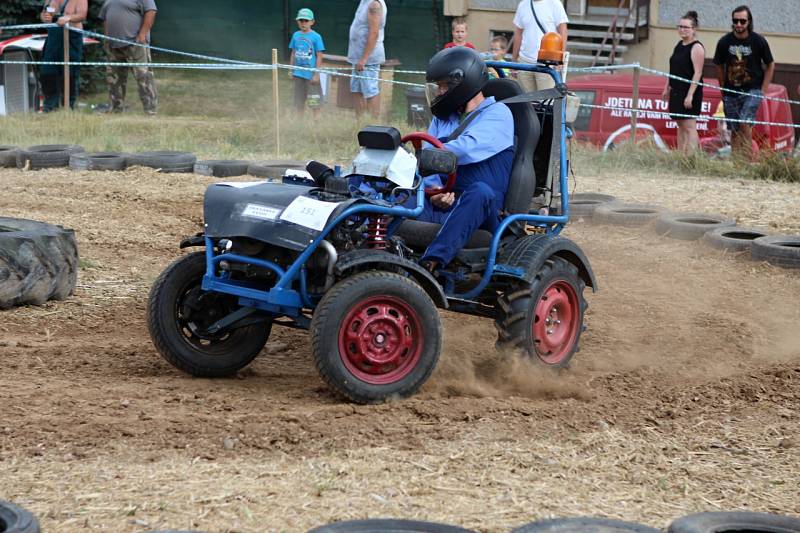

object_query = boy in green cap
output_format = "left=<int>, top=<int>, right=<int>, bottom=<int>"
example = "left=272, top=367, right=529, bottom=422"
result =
left=289, top=8, right=326, bottom=115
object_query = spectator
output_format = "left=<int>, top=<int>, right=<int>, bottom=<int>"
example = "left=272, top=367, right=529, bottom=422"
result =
left=289, top=8, right=325, bottom=116
left=347, top=0, right=387, bottom=118
left=39, top=0, right=87, bottom=112
left=511, top=0, right=568, bottom=91
left=713, top=5, right=774, bottom=159
left=661, top=10, right=705, bottom=152
left=99, top=0, right=158, bottom=115
left=444, top=18, right=476, bottom=50
left=487, top=35, right=509, bottom=78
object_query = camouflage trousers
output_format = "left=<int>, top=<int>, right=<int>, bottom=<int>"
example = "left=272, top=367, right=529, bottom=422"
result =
left=106, top=44, right=157, bottom=114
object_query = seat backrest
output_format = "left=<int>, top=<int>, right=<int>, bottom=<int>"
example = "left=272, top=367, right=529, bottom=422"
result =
left=482, top=77, right=540, bottom=215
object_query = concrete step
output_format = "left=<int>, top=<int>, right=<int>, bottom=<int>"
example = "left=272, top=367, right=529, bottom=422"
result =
left=567, top=41, right=629, bottom=53
left=568, top=28, right=636, bottom=41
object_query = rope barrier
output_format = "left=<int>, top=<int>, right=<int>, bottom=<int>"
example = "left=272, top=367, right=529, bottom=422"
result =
left=581, top=103, right=800, bottom=130
left=0, top=59, right=273, bottom=70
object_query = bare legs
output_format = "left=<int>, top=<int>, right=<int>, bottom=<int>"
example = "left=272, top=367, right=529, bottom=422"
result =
left=676, top=119, right=699, bottom=152
left=353, top=94, right=381, bottom=118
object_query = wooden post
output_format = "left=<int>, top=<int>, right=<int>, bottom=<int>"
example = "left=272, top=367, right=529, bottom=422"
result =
left=630, top=64, right=640, bottom=137
left=63, top=23, right=70, bottom=109
left=272, top=48, right=280, bottom=156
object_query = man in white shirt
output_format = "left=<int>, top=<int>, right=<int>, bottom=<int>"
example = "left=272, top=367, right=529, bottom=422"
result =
left=511, top=0, right=568, bottom=91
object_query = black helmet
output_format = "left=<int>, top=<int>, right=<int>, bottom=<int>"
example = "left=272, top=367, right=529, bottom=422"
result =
left=425, top=47, right=488, bottom=119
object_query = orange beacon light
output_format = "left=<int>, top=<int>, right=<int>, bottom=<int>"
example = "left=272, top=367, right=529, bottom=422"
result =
left=538, top=32, right=564, bottom=64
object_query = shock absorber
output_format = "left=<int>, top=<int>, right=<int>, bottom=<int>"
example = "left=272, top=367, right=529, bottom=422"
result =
left=366, top=215, right=390, bottom=250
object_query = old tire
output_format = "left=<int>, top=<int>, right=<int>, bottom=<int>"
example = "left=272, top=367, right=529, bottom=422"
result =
left=513, top=517, right=660, bottom=533
left=147, top=252, right=271, bottom=377
left=751, top=235, right=800, bottom=268
left=702, top=226, right=770, bottom=253
left=0, top=145, right=19, bottom=167
left=247, top=159, right=306, bottom=179
left=654, top=212, right=736, bottom=241
left=308, top=519, right=477, bottom=532
left=16, top=144, right=85, bottom=170
left=668, top=511, right=800, bottom=533
left=0, top=500, right=40, bottom=533
left=0, top=217, right=78, bottom=309
left=594, top=203, right=666, bottom=227
left=128, top=150, right=197, bottom=173
left=69, top=152, right=128, bottom=171
left=311, top=271, right=442, bottom=404
left=193, top=160, right=250, bottom=178
left=496, top=257, right=587, bottom=368
left=569, top=192, right=617, bottom=219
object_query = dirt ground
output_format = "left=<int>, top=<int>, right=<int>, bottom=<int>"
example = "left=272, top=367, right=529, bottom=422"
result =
left=1, top=165, right=799, bottom=533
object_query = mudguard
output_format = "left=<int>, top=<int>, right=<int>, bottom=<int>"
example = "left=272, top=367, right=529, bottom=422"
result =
left=496, top=234, right=597, bottom=291
left=203, top=182, right=362, bottom=251
left=334, top=249, right=448, bottom=309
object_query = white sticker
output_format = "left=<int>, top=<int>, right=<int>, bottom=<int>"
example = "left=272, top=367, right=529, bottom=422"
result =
left=242, top=203, right=281, bottom=221
left=216, top=181, right=266, bottom=189
left=279, top=196, right=340, bottom=231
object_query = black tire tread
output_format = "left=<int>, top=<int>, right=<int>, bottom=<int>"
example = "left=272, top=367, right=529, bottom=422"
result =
left=128, top=151, right=197, bottom=173
left=0, top=217, right=78, bottom=309
left=0, top=500, right=41, bottom=533
left=668, top=511, right=800, bottom=533
left=69, top=152, right=128, bottom=171
left=16, top=144, right=85, bottom=170
left=146, top=252, right=270, bottom=377
left=751, top=235, right=800, bottom=268
left=247, top=159, right=306, bottom=179
left=0, top=145, right=19, bottom=167
left=193, top=160, right=250, bottom=177
left=569, top=192, right=617, bottom=219
left=308, top=518, right=477, bottom=532
left=311, top=271, right=442, bottom=404
left=654, top=212, right=737, bottom=241
left=512, top=517, right=660, bottom=533
left=594, top=203, right=666, bottom=227
left=702, top=226, right=769, bottom=253
left=495, top=257, right=586, bottom=367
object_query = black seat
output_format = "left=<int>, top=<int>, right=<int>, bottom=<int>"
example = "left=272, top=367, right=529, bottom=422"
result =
left=396, top=77, right=541, bottom=252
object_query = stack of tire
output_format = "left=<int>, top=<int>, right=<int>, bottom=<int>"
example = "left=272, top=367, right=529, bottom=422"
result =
left=570, top=192, right=800, bottom=269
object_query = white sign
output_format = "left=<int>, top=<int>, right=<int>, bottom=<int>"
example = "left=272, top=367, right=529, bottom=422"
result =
left=242, top=203, right=281, bottom=221
left=0, top=87, right=6, bottom=116
left=279, top=195, right=340, bottom=231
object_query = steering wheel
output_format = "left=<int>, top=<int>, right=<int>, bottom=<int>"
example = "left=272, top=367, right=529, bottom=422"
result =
left=401, top=132, right=457, bottom=197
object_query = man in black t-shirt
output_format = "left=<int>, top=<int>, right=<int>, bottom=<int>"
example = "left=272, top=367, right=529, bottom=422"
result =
left=713, top=5, right=775, bottom=158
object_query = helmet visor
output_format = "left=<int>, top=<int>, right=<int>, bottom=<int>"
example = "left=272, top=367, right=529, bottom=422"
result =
left=424, top=78, right=460, bottom=108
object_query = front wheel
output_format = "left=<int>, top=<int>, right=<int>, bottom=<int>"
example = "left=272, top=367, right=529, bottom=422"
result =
left=495, top=257, right=586, bottom=367
left=311, top=271, right=442, bottom=404
left=147, top=251, right=271, bottom=377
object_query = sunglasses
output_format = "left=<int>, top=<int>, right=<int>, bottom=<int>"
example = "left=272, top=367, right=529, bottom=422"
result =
left=732, top=18, right=749, bottom=25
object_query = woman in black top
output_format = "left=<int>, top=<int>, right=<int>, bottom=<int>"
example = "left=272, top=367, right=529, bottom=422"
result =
left=661, top=11, right=705, bottom=151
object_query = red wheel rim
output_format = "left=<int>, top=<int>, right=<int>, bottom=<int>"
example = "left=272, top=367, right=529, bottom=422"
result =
left=532, top=280, right=580, bottom=365
left=338, top=296, right=424, bottom=385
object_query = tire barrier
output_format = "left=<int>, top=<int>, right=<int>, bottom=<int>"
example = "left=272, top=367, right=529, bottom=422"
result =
left=0, top=145, right=19, bottom=167
left=16, top=144, right=85, bottom=170
left=307, top=519, right=478, bottom=533
left=193, top=160, right=250, bottom=178
left=247, top=159, right=306, bottom=179
left=0, top=500, right=40, bottom=533
left=668, top=511, right=800, bottom=533
left=511, top=517, right=660, bottom=532
left=702, top=227, right=770, bottom=253
left=654, top=212, right=737, bottom=241
left=593, top=203, right=667, bottom=227
left=69, top=152, right=128, bottom=171
left=127, top=151, right=197, bottom=173
left=751, top=235, right=800, bottom=269
left=0, top=217, right=79, bottom=310
left=569, top=192, right=617, bottom=219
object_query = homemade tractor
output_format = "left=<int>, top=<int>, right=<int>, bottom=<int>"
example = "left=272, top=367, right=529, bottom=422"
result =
left=147, top=44, right=597, bottom=404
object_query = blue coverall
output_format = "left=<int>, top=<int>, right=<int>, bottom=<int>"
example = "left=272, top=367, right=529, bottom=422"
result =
left=420, top=96, right=515, bottom=265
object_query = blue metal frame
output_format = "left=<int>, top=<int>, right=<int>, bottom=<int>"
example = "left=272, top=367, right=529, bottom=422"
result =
left=200, top=61, right=571, bottom=318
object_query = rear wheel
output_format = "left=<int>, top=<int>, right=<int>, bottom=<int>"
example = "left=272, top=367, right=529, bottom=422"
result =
left=496, top=257, right=586, bottom=367
left=147, top=252, right=270, bottom=377
left=311, top=271, right=442, bottom=404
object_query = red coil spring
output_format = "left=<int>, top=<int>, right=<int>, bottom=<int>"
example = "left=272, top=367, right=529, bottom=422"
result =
left=366, top=215, right=390, bottom=250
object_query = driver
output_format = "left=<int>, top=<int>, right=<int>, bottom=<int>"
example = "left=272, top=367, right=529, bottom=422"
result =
left=417, top=47, right=515, bottom=271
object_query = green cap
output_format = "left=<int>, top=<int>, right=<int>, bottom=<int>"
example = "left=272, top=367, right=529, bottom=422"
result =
left=296, top=8, right=314, bottom=20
